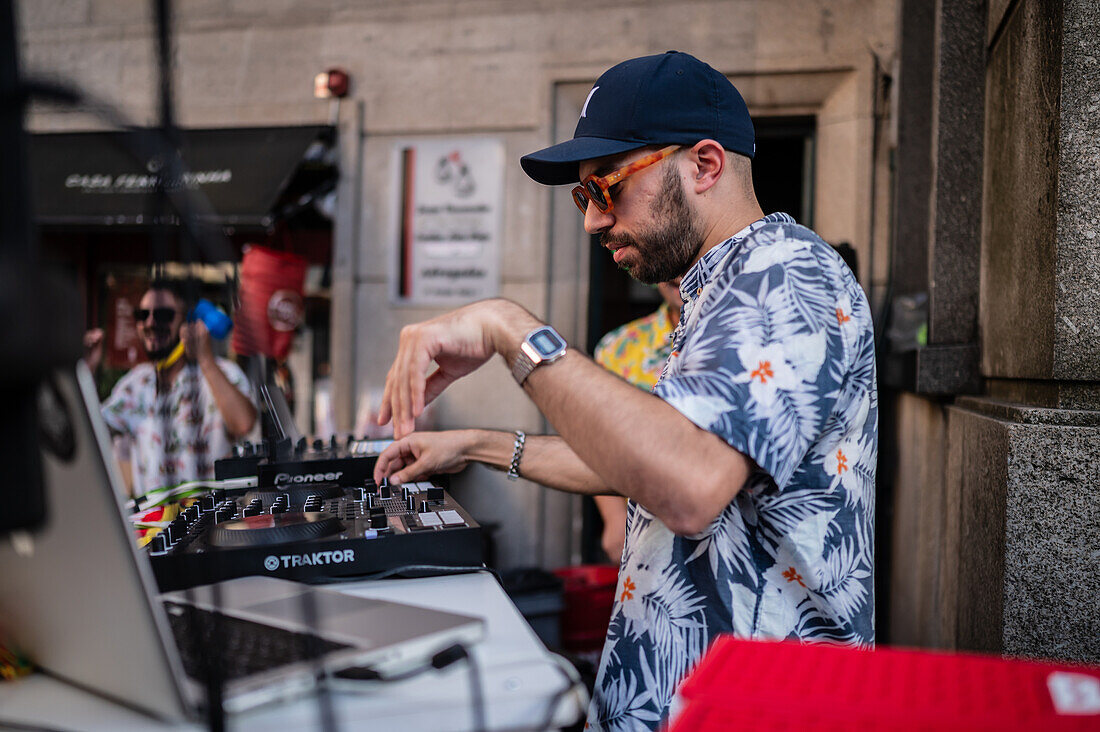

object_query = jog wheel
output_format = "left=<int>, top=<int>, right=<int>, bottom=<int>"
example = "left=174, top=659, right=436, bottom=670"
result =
left=207, top=512, right=344, bottom=547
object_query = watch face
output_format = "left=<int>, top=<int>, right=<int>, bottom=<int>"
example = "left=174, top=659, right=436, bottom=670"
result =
left=530, top=328, right=565, bottom=356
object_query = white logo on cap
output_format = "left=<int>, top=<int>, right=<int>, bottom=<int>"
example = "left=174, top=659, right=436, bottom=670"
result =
left=581, top=86, right=599, bottom=118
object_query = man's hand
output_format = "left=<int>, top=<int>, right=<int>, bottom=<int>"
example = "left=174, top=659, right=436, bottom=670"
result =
left=378, top=299, right=540, bottom=439
left=180, top=320, right=215, bottom=367
left=373, top=431, right=476, bottom=484
left=83, top=328, right=104, bottom=371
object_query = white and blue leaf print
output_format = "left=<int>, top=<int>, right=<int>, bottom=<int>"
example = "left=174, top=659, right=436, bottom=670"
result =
left=587, top=213, right=878, bottom=731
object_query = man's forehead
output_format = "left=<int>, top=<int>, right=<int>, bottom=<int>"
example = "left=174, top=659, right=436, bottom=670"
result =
left=141, top=289, right=180, bottom=307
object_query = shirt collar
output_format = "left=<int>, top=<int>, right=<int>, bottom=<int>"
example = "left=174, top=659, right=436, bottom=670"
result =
left=679, top=212, right=796, bottom=303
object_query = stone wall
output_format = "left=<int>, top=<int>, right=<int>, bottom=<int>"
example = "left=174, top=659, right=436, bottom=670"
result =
left=887, top=0, right=1100, bottom=664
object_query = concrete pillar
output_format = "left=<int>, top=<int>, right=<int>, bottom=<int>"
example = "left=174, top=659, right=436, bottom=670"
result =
left=946, top=0, right=1100, bottom=662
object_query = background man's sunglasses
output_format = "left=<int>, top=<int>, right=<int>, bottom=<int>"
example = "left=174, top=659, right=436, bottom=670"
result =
left=133, top=307, right=179, bottom=325
left=572, top=145, right=680, bottom=215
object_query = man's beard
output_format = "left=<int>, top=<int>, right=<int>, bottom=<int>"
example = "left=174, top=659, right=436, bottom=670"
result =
left=600, top=165, right=704, bottom=285
left=146, top=331, right=180, bottom=362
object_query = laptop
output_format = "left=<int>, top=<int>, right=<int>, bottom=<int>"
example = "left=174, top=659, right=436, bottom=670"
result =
left=0, top=364, right=484, bottom=720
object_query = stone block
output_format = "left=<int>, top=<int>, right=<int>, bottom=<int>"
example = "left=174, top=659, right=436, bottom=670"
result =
left=980, top=0, right=1060, bottom=379
left=948, top=398, right=1100, bottom=663
left=982, top=0, right=1100, bottom=380
left=888, top=393, right=949, bottom=648
left=1054, top=0, right=1100, bottom=379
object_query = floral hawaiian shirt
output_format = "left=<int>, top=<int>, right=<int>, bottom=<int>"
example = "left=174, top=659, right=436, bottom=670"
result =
left=586, top=212, right=878, bottom=731
left=593, top=303, right=675, bottom=392
left=101, top=360, right=252, bottom=496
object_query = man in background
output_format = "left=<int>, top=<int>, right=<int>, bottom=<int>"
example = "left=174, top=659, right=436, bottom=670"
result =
left=592, top=279, right=682, bottom=564
left=84, top=281, right=256, bottom=496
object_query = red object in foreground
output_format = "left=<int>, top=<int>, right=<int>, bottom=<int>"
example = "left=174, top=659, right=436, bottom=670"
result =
left=553, top=564, right=619, bottom=654
left=667, top=635, right=1100, bottom=731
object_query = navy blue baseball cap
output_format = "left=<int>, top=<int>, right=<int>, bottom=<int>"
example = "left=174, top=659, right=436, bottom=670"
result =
left=521, top=51, right=755, bottom=186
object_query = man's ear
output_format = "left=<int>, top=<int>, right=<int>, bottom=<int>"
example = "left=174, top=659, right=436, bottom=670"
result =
left=688, top=139, right=726, bottom=194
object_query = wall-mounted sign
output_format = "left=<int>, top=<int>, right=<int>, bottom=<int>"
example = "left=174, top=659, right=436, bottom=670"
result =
left=391, top=137, right=503, bottom=304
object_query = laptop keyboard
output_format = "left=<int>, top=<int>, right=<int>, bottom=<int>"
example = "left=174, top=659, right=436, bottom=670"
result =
left=163, top=601, right=353, bottom=682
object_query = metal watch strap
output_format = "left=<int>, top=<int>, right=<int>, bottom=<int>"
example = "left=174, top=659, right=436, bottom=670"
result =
left=506, top=430, right=526, bottom=481
left=511, top=348, right=538, bottom=385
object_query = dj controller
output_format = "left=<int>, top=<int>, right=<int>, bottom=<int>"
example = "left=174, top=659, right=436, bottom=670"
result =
left=144, top=437, right=483, bottom=592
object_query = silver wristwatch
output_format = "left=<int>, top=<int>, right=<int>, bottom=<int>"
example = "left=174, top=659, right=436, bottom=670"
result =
left=511, top=325, right=568, bottom=385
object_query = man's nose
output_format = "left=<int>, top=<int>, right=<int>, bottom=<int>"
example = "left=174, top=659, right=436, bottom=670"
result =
left=583, top=201, right=615, bottom=235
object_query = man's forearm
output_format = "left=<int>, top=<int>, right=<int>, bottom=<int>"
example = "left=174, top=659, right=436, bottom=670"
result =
left=480, top=300, right=750, bottom=535
left=460, top=429, right=615, bottom=496
left=522, top=351, right=750, bottom=536
left=199, top=358, right=257, bottom=437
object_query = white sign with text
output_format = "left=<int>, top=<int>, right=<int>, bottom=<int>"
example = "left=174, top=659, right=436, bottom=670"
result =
left=390, top=137, right=504, bottom=304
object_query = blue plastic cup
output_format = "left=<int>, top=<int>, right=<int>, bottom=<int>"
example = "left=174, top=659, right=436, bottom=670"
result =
left=190, top=299, right=233, bottom=340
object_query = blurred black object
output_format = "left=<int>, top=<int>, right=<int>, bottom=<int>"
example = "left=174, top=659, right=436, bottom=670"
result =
left=0, top=0, right=82, bottom=536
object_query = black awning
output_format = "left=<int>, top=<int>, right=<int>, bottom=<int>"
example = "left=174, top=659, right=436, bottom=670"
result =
left=29, top=125, right=332, bottom=228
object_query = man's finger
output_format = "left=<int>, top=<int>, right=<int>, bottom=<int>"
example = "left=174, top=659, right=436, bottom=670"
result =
left=377, top=369, right=395, bottom=426
left=373, top=439, right=411, bottom=483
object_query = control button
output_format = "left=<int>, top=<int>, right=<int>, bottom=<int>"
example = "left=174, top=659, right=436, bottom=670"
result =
left=406, top=495, right=416, bottom=513
left=438, top=510, right=465, bottom=526
left=149, top=533, right=168, bottom=554
left=369, top=513, right=388, bottom=529
left=418, top=512, right=443, bottom=527
left=426, top=486, right=445, bottom=502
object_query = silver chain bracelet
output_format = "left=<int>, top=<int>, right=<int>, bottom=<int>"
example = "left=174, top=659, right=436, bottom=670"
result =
left=506, top=430, right=526, bottom=481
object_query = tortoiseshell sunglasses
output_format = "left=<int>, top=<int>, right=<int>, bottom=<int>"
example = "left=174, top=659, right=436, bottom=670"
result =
left=571, top=145, right=681, bottom=215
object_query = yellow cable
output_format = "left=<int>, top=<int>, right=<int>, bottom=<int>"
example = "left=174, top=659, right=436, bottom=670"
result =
left=155, top=341, right=186, bottom=371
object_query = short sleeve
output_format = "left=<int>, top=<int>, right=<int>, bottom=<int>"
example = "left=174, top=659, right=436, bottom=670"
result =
left=653, top=231, right=850, bottom=490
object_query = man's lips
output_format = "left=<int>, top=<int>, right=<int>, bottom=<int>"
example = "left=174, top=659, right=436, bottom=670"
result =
left=604, top=239, right=633, bottom=263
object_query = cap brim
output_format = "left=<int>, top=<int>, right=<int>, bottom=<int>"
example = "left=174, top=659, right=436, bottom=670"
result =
left=520, top=137, right=647, bottom=186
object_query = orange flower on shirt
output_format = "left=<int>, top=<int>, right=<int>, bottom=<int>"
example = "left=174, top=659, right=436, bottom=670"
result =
left=782, top=567, right=806, bottom=587
left=620, top=575, right=636, bottom=602
left=751, top=360, right=775, bottom=383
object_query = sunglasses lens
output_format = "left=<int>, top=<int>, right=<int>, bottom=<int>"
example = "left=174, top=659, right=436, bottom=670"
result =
left=585, top=180, right=608, bottom=211
left=152, top=308, right=177, bottom=325
left=572, top=189, right=590, bottom=212
left=134, top=307, right=177, bottom=324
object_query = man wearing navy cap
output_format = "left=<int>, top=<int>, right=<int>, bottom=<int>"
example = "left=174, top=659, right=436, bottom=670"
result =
left=374, top=51, right=877, bottom=730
